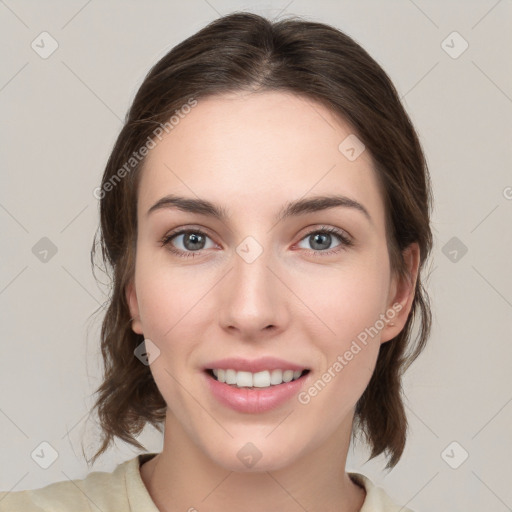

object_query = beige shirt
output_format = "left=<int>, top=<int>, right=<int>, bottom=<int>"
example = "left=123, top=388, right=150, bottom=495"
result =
left=0, top=453, right=414, bottom=511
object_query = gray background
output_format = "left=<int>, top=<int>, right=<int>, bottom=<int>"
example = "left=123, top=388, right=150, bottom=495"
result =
left=1, top=1, right=511, bottom=510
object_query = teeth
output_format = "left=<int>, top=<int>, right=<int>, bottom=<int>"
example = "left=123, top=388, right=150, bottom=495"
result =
left=210, top=368, right=306, bottom=388
left=237, top=371, right=253, bottom=387
left=270, top=369, right=283, bottom=385
left=283, top=370, right=294, bottom=383
left=250, top=371, right=268, bottom=387
left=225, top=369, right=237, bottom=384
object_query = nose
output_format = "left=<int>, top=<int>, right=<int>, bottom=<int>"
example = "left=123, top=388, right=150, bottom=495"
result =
left=217, top=247, right=290, bottom=341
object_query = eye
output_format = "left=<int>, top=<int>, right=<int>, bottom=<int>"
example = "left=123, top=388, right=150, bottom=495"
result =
left=160, top=225, right=353, bottom=259
left=160, top=228, right=216, bottom=258
left=296, top=226, right=353, bottom=256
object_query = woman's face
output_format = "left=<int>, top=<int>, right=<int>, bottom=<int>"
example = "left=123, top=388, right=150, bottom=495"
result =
left=127, top=90, right=417, bottom=471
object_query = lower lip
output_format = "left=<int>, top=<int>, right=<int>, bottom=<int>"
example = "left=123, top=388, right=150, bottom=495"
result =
left=204, top=371, right=310, bottom=414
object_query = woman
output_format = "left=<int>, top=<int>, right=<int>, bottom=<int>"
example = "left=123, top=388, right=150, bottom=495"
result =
left=0, top=11, right=433, bottom=512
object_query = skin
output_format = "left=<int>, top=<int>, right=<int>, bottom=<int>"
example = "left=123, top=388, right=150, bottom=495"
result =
left=126, top=90, right=420, bottom=512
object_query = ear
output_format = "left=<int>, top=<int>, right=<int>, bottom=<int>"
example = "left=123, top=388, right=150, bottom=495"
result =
left=380, top=242, right=420, bottom=344
left=125, top=278, right=143, bottom=335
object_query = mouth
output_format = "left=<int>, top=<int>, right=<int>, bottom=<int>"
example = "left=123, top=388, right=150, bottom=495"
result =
left=205, top=368, right=311, bottom=389
left=203, top=365, right=312, bottom=413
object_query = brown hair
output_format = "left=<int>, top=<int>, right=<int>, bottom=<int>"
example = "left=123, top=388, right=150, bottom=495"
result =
left=86, top=11, right=433, bottom=470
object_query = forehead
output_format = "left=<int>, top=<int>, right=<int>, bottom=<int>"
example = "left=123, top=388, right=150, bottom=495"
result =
left=137, top=91, right=386, bottom=231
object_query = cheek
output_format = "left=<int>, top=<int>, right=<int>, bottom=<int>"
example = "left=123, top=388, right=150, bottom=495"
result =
left=292, top=264, right=387, bottom=400
left=297, top=278, right=382, bottom=426
left=292, top=261, right=389, bottom=342
left=133, top=263, right=203, bottom=403
left=133, top=254, right=220, bottom=389
left=134, top=253, right=208, bottom=338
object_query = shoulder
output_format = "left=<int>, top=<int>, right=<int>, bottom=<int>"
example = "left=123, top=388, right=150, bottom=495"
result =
left=0, top=454, right=157, bottom=512
left=348, top=472, right=415, bottom=512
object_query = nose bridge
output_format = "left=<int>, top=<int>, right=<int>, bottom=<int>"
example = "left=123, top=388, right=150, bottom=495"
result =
left=232, top=236, right=276, bottom=308
left=218, top=233, right=287, bottom=335
left=234, top=239, right=271, bottom=293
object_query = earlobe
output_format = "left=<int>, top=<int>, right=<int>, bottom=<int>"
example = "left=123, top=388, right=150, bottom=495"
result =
left=125, top=279, right=143, bottom=335
left=381, top=242, right=421, bottom=343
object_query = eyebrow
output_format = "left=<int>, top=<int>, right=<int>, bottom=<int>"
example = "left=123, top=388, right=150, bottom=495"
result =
left=147, top=193, right=372, bottom=225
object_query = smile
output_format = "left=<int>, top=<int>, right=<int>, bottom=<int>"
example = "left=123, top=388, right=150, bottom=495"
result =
left=203, top=368, right=311, bottom=414
left=207, top=368, right=310, bottom=388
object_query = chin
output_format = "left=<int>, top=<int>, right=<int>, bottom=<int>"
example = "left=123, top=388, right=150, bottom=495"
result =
left=204, top=434, right=303, bottom=473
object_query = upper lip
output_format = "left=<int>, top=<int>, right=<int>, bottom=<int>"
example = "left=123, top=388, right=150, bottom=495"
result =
left=203, top=356, right=309, bottom=373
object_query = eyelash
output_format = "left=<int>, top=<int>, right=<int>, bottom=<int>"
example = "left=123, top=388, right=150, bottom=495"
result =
left=160, top=225, right=353, bottom=259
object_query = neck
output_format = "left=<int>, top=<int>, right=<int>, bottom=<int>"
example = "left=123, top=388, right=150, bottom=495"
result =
left=140, top=412, right=366, bottom=512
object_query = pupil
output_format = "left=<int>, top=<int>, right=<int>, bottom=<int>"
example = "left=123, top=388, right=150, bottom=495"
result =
left=185, top=233, right=204, bottom=250
left=311, top=233, right=330, bottom=250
